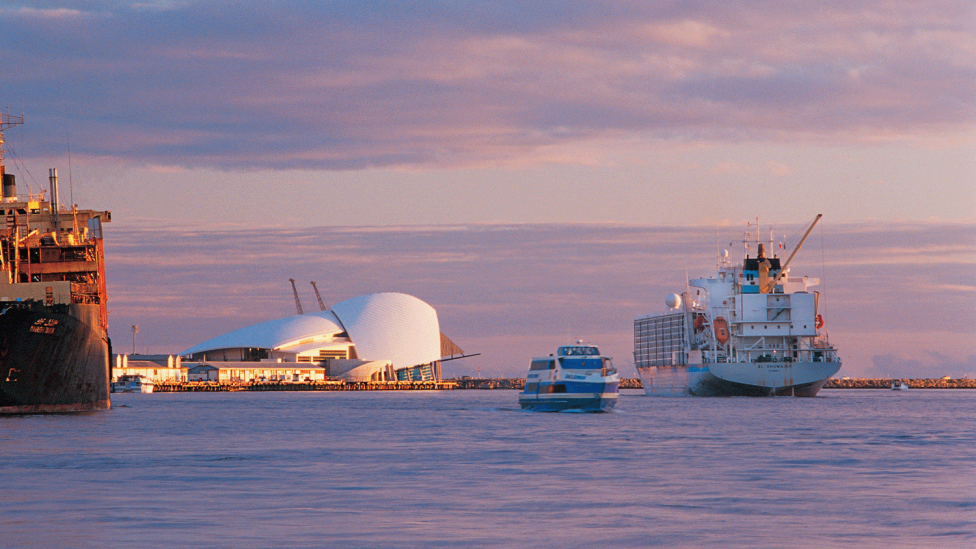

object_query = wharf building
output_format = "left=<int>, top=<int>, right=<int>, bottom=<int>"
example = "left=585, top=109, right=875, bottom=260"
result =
left=176, top=292, right=464, bottom=383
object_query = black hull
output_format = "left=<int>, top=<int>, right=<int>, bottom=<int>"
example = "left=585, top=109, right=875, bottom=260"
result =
left=0, top=303, right=111, bottom=413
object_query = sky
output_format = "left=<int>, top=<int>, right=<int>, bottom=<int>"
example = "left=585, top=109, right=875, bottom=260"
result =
left=1, top=1, right=973, bottom=379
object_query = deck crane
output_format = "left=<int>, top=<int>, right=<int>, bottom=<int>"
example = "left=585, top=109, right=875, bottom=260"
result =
left=310, top=281, right=327, bottom=311
left=288, top=278, right=304, bottom=315
left=763, top=214, right=823, bottom=294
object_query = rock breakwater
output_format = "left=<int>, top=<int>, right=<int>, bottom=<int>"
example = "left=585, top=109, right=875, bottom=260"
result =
left=823, top=378, right=975, bottom=389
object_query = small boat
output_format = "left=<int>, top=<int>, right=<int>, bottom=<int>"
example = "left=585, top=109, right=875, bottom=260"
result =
left=519, top=342, right=620, bottom=412
left=112, top=375, right=154, bottom=393
left=891, top=382, right=909, bottom=391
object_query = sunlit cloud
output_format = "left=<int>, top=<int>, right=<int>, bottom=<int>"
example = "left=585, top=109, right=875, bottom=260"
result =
left=1, top=1, right=971, bottom=171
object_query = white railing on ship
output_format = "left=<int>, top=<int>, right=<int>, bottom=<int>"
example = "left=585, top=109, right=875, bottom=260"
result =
left=701, top=349, right=837, bottom=364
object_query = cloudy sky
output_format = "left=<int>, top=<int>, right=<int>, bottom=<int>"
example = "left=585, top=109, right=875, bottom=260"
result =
left=1, top=1, right=973, bottom=378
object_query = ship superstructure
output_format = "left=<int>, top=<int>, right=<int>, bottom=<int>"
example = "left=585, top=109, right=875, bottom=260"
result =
left=0, top=113, right=113, bottom=413
left=635, top=215, right=841, bottom=397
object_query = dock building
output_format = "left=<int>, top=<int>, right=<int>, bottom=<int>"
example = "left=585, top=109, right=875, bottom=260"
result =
left=113, top=354, right=187, bottom=384
left=179, top=292, right=463, bottom=382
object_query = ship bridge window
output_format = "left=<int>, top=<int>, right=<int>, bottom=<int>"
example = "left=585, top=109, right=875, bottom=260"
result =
left=529, top=360, right=554, bottom=371
left=558, top=346, right=599, bottom=356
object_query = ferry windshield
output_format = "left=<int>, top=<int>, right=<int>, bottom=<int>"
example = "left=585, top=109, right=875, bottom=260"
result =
left=558, top=346, right=599, bottom=356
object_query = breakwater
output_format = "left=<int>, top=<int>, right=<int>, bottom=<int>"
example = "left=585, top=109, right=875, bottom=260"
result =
left=149, top=377, right=974, bottom=392
left=451, top=378, right=644, bottom=390
left=153, top=380, right=458, bottom=392
left=823, top=378, right=976, bottom=389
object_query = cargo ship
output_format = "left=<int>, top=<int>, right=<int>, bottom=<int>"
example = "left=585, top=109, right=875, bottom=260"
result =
left=634, top=215, right=841, bottom=397
left=0, top=113, right=113, bottom=413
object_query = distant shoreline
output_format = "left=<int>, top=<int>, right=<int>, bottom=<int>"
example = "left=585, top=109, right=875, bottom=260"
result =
left=146, top=377, right=976, bottom=392
left=450, top=378, right=976, bottom=390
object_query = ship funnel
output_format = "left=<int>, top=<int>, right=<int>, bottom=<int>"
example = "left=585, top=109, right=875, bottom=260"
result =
left=2, top=173, right=15, bottom=202
left=49, top=169, right=60, bottom=231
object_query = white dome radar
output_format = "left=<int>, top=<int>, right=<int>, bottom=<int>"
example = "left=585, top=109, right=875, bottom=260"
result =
left=665, top=293, right=682, bottom=310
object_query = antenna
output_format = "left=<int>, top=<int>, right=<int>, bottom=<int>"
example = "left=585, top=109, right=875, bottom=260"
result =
left=288, top=278, right=304, bottom=315
left=67, top=131, right=73, bottom=206
left=0, top=112, right=25, bottom=162
left=310, top=281, right=327, bottom=311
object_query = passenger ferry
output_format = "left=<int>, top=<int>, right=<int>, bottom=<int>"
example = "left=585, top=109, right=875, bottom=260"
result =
left=519, top=342, right=620, bottom=412
left=634, top=215, right=841, bottom=397
left=112, top=375, right=154, bottom=393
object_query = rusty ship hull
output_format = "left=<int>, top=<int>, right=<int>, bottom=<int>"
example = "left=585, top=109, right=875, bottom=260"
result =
left=0, top=303, right=111, bottom=413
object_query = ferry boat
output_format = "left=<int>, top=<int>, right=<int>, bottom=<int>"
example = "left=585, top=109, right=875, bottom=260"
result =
left=0, top=113, right=113, bottom=413
left=519, top=342, right=620, bottom=412
left=634, top=215, right=841, bottom=397
left=112, top=374, right=154, bottom=393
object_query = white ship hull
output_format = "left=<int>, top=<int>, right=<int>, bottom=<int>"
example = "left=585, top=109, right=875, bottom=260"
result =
left=636, top=365, right=710, bottom=396
left=638, top=362, right=838, bottom=397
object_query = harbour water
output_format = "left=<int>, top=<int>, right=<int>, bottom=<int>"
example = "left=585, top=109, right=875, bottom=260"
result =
left=1, top=389, right=973, bottom=548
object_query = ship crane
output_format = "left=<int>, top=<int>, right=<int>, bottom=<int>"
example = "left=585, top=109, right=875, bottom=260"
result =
left=764, top=214, right=822, bottom=293
left=288, top=278, right=304, bottom=315
left=310, top=280, right=327, bottom=311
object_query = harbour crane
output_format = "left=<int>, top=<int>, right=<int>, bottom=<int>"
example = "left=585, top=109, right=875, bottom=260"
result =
left=310, top=281, right=327, bottom=311
left=288, top=278, right=304, bottom=315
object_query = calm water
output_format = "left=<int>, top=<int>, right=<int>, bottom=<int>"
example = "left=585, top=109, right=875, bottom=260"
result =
left=1, top=389, right=973, bottom=548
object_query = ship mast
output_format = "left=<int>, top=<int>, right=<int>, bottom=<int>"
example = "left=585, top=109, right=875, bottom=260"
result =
left=0, top=112, right=25, bottom=202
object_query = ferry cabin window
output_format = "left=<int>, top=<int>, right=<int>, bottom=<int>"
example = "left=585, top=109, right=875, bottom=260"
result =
left=529, top=360, right=554, bottom=371
left=561, top=358, right=600, bottom=370
left=557, top=346, right=599, bottom=356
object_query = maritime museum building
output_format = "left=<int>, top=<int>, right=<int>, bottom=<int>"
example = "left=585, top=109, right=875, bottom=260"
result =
left=180, top=292, right=463, bottom=382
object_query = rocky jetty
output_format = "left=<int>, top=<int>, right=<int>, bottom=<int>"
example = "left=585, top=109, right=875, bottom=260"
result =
left=824, top=378, right=975, bottom=389
left=453, top=378, right=525, bottom=390
left=451, top=378, right=644, bottom=390
left=450, top=377, right=975, bottom=390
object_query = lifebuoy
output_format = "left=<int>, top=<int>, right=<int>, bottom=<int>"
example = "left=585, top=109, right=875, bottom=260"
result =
left=815, top=314, right=825, bottom=330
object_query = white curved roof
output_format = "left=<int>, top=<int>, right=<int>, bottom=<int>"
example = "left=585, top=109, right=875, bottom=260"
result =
left=331, top=292, right=441, bottom=368
left=181, top=292, right=442, bottom=369
left=181, top=310, right=345, bottom=355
